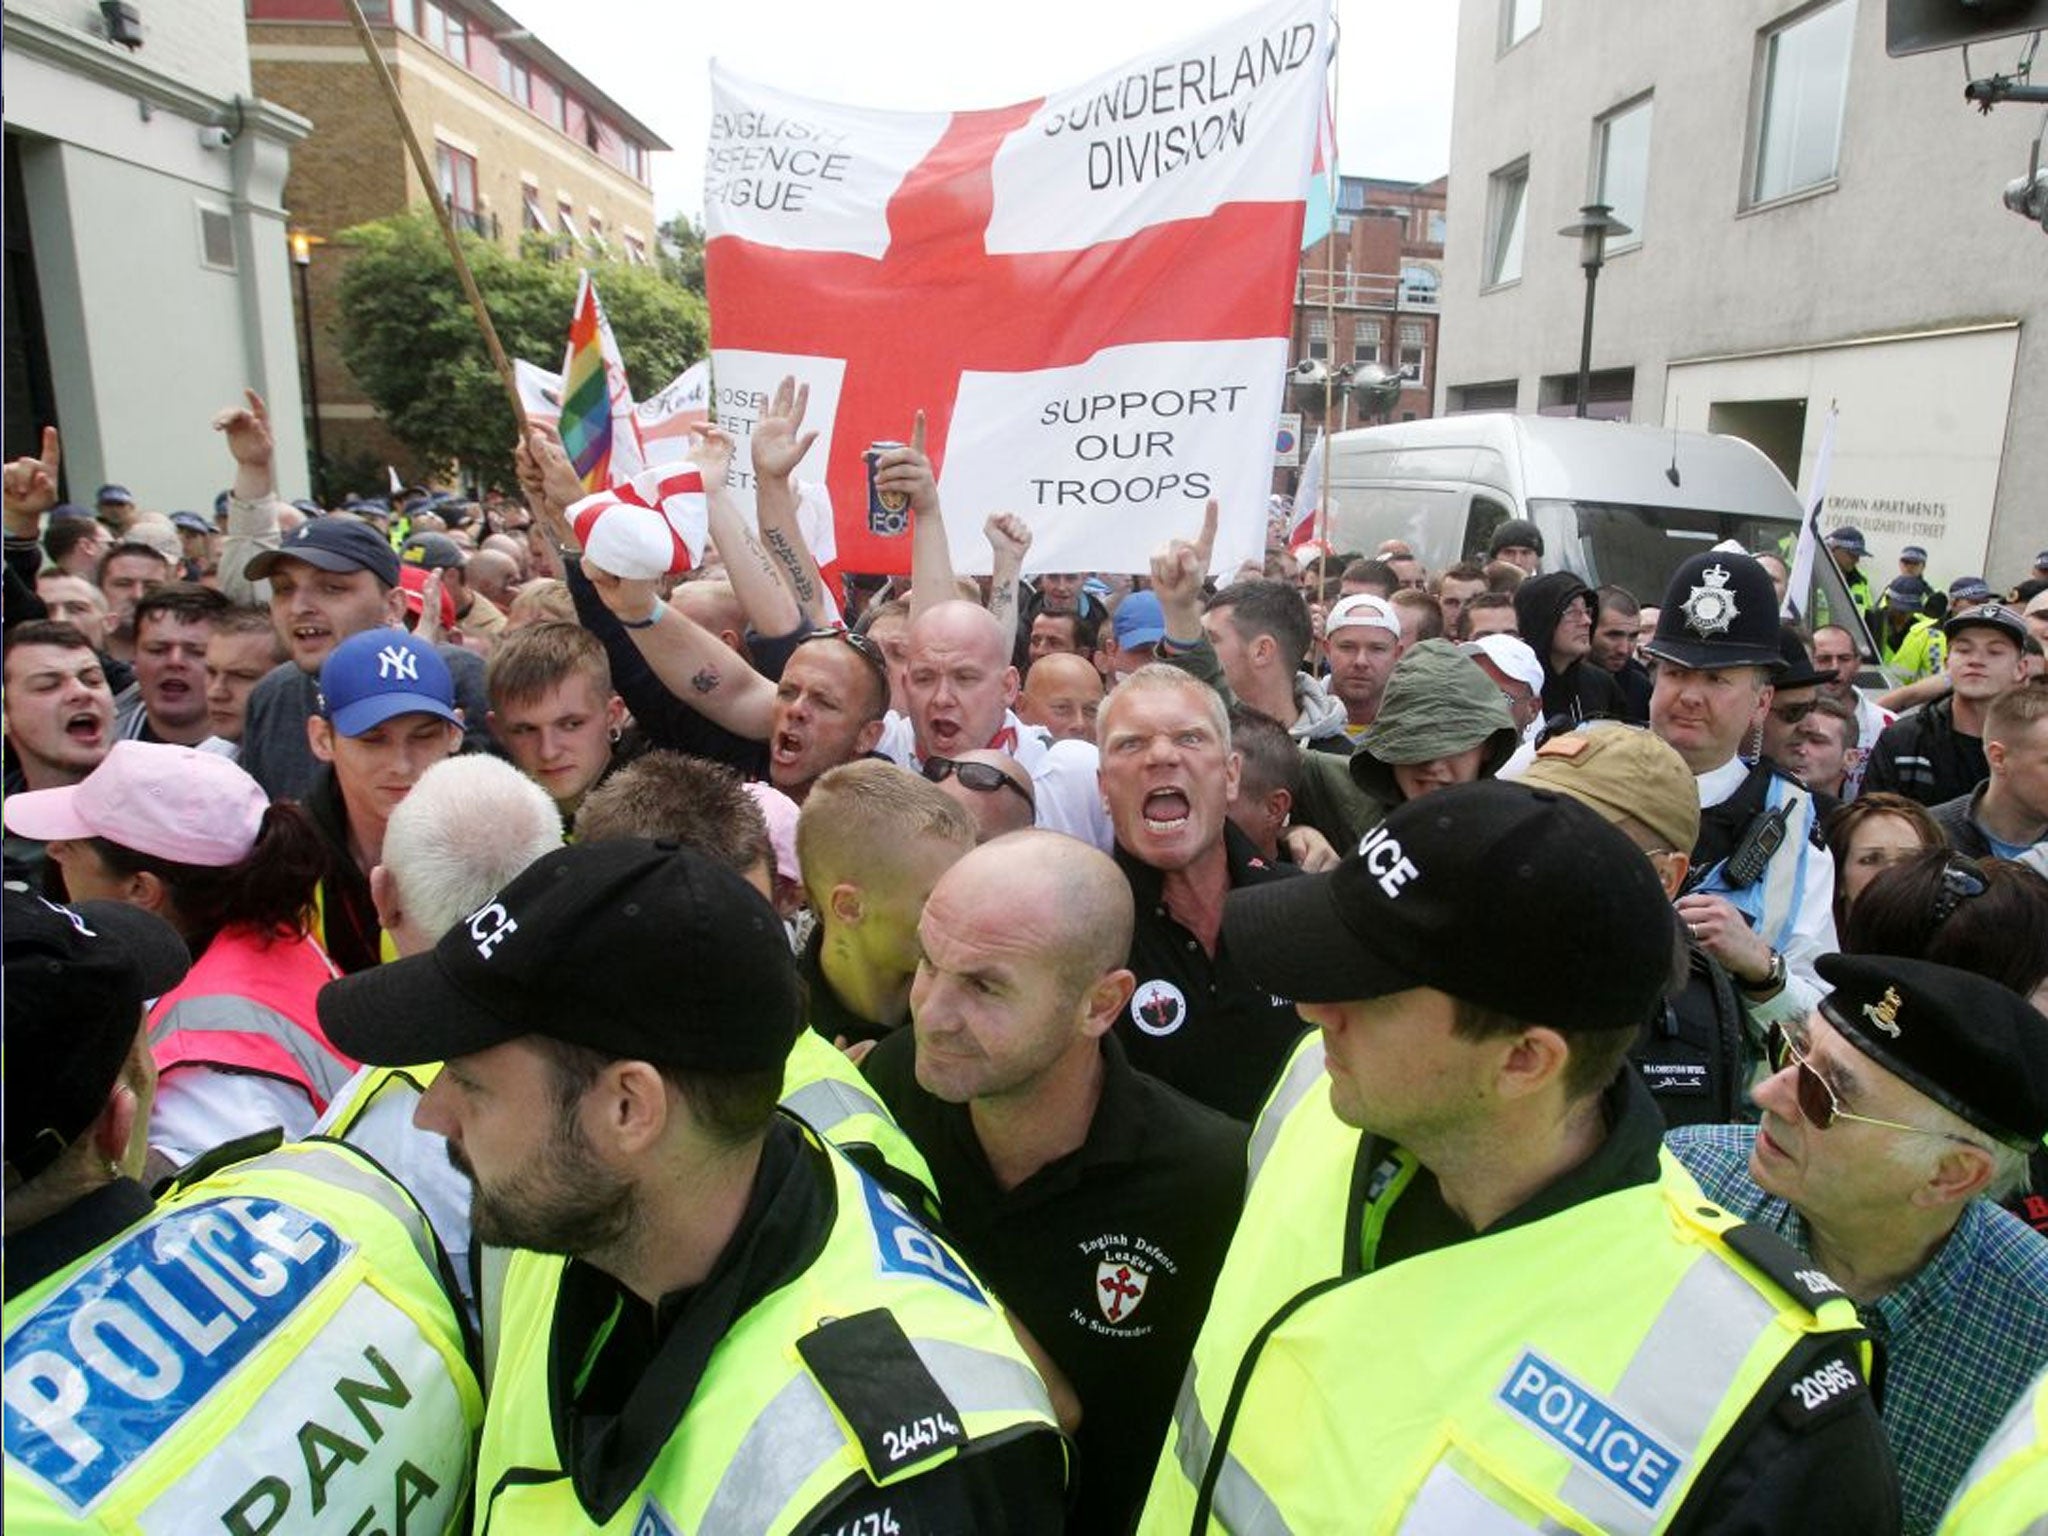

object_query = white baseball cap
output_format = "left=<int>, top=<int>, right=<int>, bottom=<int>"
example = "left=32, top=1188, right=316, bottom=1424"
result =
left=1459, top=633, right=1545, bottom=696
left=1326, top=593, right=1401, bottom=639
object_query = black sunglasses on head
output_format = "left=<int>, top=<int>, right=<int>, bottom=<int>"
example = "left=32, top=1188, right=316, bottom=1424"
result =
left=1930, top=859, right=1988, bottom=927
left=923, top=756, right=1033, bottom=805
left=801, top=626, right=890, bottom=685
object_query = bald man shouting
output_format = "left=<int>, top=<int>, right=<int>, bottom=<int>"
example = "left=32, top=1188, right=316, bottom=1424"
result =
left=863, top=831, right=1245, bottom=1535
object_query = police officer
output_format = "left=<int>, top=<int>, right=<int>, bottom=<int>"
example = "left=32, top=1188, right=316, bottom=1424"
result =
left=1645, top=551, right=1837, bottom=1038
left=1826, top=525, right=1875, bottom=615
left=1139, top=782, right=1898, bottom=1533
left=2, top=888, right=481, bottom=1534
left=317, top=840, right=1068, bottom=1534
left=1937, top=1367, right=2048, bottom=1535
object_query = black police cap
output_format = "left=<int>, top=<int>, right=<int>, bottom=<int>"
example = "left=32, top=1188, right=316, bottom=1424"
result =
left=1641, top=551, right=1784, bottom=673
left=1818, top=953, right=2048, bottom=1153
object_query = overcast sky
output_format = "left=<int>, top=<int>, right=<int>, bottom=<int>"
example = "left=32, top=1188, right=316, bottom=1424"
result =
left=500, top=0, right=1462, bottom=223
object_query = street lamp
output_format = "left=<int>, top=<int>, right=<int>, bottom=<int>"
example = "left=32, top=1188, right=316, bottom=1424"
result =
left=289, top=229, right=327, bottom=505
left=1556, top=203, right=1631, bottom=419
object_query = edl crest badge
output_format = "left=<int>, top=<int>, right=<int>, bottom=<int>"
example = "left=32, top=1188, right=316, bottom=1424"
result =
left=1096, top=1259, right=1150, bottom=1323
left=1681, top=563, right=1740, bottom=639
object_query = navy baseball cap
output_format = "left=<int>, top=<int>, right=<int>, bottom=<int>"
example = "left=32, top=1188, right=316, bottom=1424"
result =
left=1824, top=526, right=1867, bottom=556
left=94, top=483, right=134, bottom=506
left=316, top=629, right=459, bottom=738
left=244, top=517, right=401, bottom=587
left=1113, top=590, right=1167, bottom=649
left=49, top=502, right=95, bottom=521
left=1899, top=546, right=1927, bottom=564
left=1883, top=575, right=1932, bottom=613
left=170, top=511, right=213, bottom=535
left=1947, top=576, right=1993, bottom=604
left=400, top=531, right=466, bottom=570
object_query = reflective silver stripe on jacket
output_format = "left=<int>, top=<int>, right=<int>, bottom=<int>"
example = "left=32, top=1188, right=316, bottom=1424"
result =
left=1246, top=1039, right=1327, bottom=1188
left=1171, top=1363, right=1296, bottom=1535
left=1550, top=1251, right=1781, bottom=1535
left=697, top=1338, right=1052, bottom=1530
left=782, top=1076, right=891, bottom=1137
left=150, top=993, right=357, bottom=1102
left=1172, top=1248, right=1781, bottom=1535
left=234, top=1143, right=439, bottom=1276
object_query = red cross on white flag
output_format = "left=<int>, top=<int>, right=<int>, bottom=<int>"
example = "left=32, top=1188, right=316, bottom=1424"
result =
left=703, top=0, right=1331, bottom=576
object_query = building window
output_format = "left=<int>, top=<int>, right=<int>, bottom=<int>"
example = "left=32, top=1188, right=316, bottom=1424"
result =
left=1752, top=0, right=1855, bottom=205
left=435, top=143, right=481, bottom=234
left=521, top=182, right=546, bottom=233
left=1351, top=323, right=1381, bottom=366
left=532, top=74, right=566, bottom=133
left=558, top=200, right=580, bottom=241
left=1399, top=321, right=1427, bottom=382
left=1305, top=314, right=1330, bottom=361
left=622, top=233, right=647, bottom=265
left=1484, top=160, right=1528, bottom=288
left=587, top=213, right=610, bottom=254
left=420, top=1, right=466, bottom=65
left=1400, top=263, right=1440, bottom=307
left=1595, top=95, right=1652, bottom=251
left=498, top=52, right=529, bottom=104
left=1426, top=209, right=1447, bottom=244
left=1501, top=0, right=1541, bottom=50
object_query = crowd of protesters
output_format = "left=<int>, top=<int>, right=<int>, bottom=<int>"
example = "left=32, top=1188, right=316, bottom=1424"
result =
left=6, top=382, right=2048, bottom=1535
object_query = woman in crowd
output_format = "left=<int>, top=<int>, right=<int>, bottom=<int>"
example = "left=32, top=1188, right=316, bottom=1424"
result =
left=1825, top=791, right=1944, bottom=929
left=2, top=739, right=351, bottom=1166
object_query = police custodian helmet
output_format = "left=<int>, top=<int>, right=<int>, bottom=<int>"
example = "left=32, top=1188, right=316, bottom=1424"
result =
left=1641, top=551, right=1786, bottom=673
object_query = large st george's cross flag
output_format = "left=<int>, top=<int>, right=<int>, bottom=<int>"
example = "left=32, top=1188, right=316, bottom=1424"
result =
left=702, top=0, right=1331, bottom=576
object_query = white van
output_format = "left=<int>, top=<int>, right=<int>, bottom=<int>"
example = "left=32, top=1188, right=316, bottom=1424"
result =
left=1313, top=413, right=1867, bottom=635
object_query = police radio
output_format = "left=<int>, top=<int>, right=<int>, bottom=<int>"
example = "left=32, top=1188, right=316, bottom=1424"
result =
left=1723, top=805, right=1789, bottom=889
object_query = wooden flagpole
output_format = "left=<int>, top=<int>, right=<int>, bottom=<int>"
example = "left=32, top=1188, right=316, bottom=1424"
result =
left=340, top=0, right=528, bottom=435
left=1313, top=7, right=1339, bottom=596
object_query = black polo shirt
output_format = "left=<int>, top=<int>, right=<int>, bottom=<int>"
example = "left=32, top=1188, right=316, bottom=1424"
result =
left=1114, top=822, right=1306, bottom=1121
left=863, top=1030, right=1246, bottom=1535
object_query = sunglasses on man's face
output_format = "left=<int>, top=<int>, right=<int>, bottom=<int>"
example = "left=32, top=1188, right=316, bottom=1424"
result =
left=922, top=756, right=1033, bottom=806
left=1769, top=1027, right=1982, bottom=1147
left=1770, top=698, right=1819, bottom=726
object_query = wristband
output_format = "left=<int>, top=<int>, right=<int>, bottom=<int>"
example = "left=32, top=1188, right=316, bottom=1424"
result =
left=619, top=602, right=665, bottom=631
left=1739, top=948, right=1787, bottom=999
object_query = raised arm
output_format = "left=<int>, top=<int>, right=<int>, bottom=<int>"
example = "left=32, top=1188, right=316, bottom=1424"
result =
left=893, top=411, right=955, bottom=622
left=1152, top=499, right=1218, bottom=647
left=697, top=424, right=803, bottom=638
left=3, top=425, right=60, bottom=539
left=985, top=513, right=1031, bottom=635
left=213, top=391, right=283, bottom=604
left=579, top=559, right=778, bottom=739
left=751, top=376, right=831, bottom=627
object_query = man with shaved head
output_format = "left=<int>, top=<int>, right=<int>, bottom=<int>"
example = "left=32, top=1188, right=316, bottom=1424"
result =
left=1019, top=649, right=1104, bottom=743
left=864, top=830, right=1245, bottom=1535
left=925, top=748, right=1037, bottom=843
left=876, top=599, right=1110, bottom=847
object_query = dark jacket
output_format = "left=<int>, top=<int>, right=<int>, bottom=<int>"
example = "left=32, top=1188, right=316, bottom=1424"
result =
left=1514, top=572, right=1625, bottom=725
left=1862, top=698, right=1986, bottom=808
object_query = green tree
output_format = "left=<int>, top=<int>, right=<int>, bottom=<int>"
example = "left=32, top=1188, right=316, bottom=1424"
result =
left=657, top=213, right=705, bottom=295
left=334, top=212, right=708, bottom=487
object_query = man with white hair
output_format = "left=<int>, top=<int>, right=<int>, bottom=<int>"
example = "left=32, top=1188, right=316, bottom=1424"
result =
left=315, top=753, right=566, bottom=1303
left=371, top=753, right=565, bottom=955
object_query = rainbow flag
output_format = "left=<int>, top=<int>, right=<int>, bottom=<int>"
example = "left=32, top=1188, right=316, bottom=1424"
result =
left=559, top=272, right=634, bottom=492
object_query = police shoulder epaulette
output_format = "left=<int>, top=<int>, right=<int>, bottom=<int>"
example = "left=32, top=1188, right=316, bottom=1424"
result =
left=1721, top=1222, right=1850, bottom=1314
left=155, top=1126, right=286, bottom=1198
left=795, top=1308, right=969, bottom=1486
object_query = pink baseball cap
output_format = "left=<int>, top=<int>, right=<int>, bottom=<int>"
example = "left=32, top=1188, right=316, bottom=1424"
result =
left=2, top=740, right=268, bottom=867
left=742, top=781, right=802, bottom=886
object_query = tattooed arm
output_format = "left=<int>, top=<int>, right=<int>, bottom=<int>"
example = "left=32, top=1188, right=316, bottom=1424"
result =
left=580, top=558, right=777, bottom=739
left=984, top=513, right=1031, bottom=635
left=751, top=375, right=832, bottom=626
left=697, top=425, right=804, bottom=638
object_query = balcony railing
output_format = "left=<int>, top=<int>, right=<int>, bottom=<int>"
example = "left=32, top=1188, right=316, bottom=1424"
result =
left=1296, top=272, right=1440, bottom=310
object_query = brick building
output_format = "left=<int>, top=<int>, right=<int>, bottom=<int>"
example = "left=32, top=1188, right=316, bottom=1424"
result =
left=1290, top=174, right=1447, bottom=429
left=246, top=0, right=668, bottom=480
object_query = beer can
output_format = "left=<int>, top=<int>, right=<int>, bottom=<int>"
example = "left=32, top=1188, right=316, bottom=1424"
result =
left=864, top=441, right=910, bottom=537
